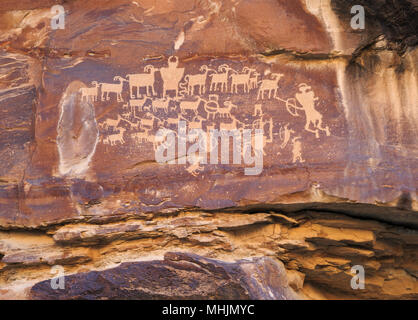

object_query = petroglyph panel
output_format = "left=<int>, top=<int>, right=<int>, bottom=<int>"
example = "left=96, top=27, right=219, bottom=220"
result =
left=81, top=56, right=344, bottom=178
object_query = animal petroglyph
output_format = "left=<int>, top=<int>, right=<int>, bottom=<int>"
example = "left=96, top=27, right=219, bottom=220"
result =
left=249, top=71, right=260, bottom=90
left=257, top=73, right=284, bottom=100
left=100, top=76, right=125, bottom=102
left=209, top=64, right=233, bottom=92
left=181, top=65, right=212, bottom=96
left=152, top=97, right=171, bottom=113
left=229, top=67, right=254, bottom=94
left=99, top=115, right=123, bottom=130
left=179, top=97, right=204, bottom=115
left=129, top=96, right=149, bottom=112
left=126, top=65, right=157, bottom=98
left=103, top=127, right=126, bottom=146
left=80, top=81, right=99, bottom=102
left=83, top=56, right=336, bottom=176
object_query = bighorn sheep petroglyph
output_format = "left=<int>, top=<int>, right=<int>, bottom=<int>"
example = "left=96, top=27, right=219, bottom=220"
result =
left=257, top=73, right=284, bottom=100
left=229, top=67, right=254, bottom=94
left=209, top=64, right=233, bottom=92
left=181, top=65, right=212, bottom=96
left=100, top=76, right=125, bottom=102
left=152, top=97, right=171, bottom=113
left=80, top=81, right=99, bottom=102
left=126, top=65, right=157, bottom=98
left=103, top=127, right=126, bottom=146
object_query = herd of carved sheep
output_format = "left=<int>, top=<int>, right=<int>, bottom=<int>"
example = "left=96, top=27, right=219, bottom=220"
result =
left=80, top=56, right=331, bottom=152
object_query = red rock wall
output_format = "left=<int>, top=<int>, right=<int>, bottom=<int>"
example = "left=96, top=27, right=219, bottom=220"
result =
left=0, top=0, right=417, bottom=299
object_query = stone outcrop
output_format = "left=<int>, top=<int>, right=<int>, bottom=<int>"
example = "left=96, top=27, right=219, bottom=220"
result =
left=30, top=252, right=299, bottom=300
left=0, top=0, right=417, bottom=299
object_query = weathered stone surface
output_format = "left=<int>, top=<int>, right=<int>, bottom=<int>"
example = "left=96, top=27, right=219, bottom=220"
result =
left=29, top=252, right=299, bottom=300
left=0, top=0, right=417, bottom=300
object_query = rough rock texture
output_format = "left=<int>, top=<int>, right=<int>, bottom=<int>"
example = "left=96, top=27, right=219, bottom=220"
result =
left=0, top=0, right=417, bottom=299
left=30, top=252, right=299, bottom=300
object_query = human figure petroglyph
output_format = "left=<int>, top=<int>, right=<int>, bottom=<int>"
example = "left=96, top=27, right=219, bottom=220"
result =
left=181, top=65, right=213, bottom=96
left=80, top=81, right=99, bottom=102
left=292, top=136, right=305, bottom=163
left=103, top=127, right=126, bottom=146
left=126, top=65, right=157, bottom=98
left=209, top=64, right=233, bottom=92
left=160, top=56, right=185, bottom=98
left=257, top=73, right=284, bottom=100
left=286, top=83, right=331, bottom=139
left=279, top=123, right=295, bottom=150
left=250, top=117, right=273, bottom=156
left=229, top=67, right=254, bottom=93
left=100, top=76, right=125, bottom=102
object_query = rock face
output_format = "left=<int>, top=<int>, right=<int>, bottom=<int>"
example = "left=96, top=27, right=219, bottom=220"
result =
left=0, top=0, right=417, bottom=299
left=30, top=252, right=299, bottom=300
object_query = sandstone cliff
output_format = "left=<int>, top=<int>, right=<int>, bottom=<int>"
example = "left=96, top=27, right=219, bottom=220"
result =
left=0, top=0, right=417, bottom=299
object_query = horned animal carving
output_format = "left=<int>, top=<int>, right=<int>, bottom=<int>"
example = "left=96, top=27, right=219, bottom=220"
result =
left=257, top=73, right=284, bottom=100
left=126, top=65, right=157, bottom=98
left=80, top=81, right=99, bottom=102
left=100, top=76, right=125, bottom=102
left=229, top=67, right=254, bottom=94
left=209, top=64, right=233, bottom=92
left=181, top=65, right=212, bottom=96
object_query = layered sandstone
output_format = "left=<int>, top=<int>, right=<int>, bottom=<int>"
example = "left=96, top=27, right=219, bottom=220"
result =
left=0, top=0, right=417, bottom=299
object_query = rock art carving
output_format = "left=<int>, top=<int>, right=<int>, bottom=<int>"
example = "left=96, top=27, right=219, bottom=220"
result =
left=84, top=56, right=334, bottom=174
left=103, top=127, right=126, bottom=146
left=152, top=97, right=171, bottom=113
left=80, top=81, right=99, bottom=102
left=284, top=84, right=331, bottom=139
left=100, top=76, right=125, bottom=102
left=180, top=65, right=213, bottom=96
left=160, top=56, right=185, bottom=98
left=209, top=64, right=233, bottom=92
left=229, top=67, right=254, bottom=94
left=253, top=103, right=263, bottom=117
left=291, top=136, right=305, bottom=163
left=129, top=96, right=150, bottom=112
left=257, top=73, right=284, bottom=100
left=126, top=65, right=157, bottom=98
left=279, top=123, right=295, bottom=150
